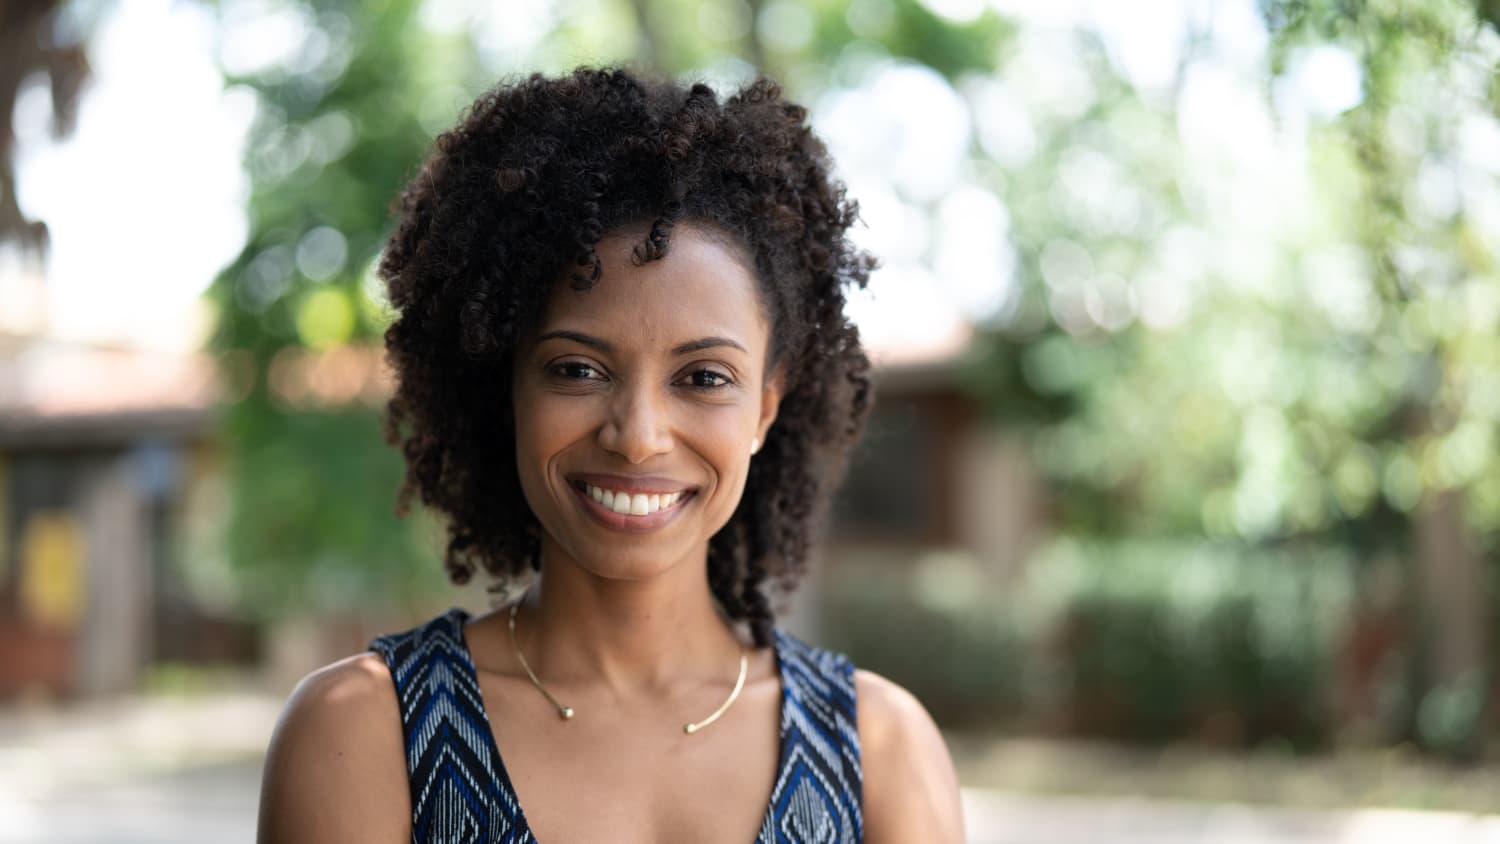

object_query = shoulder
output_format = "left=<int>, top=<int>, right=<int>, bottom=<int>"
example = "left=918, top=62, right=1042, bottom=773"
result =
left=257, top=653, right=410, bottom=844
left=854, top=669, right=965, bottom=844
left=275, top=652, right=402, bottom=736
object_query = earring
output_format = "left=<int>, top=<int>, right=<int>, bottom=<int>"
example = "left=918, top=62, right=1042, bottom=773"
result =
left=751, top=437, right=760, bottom=454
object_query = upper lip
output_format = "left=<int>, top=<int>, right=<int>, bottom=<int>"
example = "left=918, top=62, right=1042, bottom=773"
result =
left=569, top=473, right=695, bottom=495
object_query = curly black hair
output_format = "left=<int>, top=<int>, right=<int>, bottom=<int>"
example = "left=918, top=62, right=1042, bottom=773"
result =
left=378, top=67, right=875, bottom=646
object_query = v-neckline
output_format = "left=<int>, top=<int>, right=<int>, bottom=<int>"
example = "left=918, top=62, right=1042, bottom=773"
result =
left=451, top=607, right=791, bottom=843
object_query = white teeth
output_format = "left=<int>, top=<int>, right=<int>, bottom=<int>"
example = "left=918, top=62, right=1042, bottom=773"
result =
left=582, top=483, right=687, bottom=517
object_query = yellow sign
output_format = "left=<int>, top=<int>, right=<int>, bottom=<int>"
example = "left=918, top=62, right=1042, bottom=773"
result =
left=20, top=512, right=84, bottom=629
left=0, top=455, right=9, bottom=581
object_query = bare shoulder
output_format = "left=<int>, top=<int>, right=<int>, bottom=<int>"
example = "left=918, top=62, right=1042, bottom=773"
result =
left=855, top=669, right=965, bottom=843
left=257, top=653, right=409, bottom=844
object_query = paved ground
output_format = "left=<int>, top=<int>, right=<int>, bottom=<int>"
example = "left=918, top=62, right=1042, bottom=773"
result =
left=962, top=790, right=1500, bottom=844
left=7, top=692, right=1500, bottom=843
left=0, top=694, right=273, bottom=844
left=2, top=757, right=260, bottom=844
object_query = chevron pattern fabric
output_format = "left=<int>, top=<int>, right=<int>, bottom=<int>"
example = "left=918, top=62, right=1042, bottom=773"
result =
left=370, top=610, right=534, bottom=843
left=759, top=627, right=864, bottom=844
left=370, top=608, right=863, bottom=843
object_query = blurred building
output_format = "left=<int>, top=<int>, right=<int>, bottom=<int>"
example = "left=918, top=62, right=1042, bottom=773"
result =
left=0, top=330, right=228, bottom=698
left=806, top=329, right=1051, bottom=650
left=832, top=355, right=1046, bottom=578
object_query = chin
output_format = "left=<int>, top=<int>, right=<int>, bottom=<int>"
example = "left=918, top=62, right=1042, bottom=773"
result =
left=548, top=531, right=708, bottom=582
left=578, top=556, right=679, bottom=582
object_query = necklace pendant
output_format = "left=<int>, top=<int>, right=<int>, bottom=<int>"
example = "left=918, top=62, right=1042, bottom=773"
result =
left=510, top=595, right=746, bottom=737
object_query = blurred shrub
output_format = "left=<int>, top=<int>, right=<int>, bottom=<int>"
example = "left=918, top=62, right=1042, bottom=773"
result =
left=822, top=539, right=1356, bottom=747
left=1026, top=539, right=1355, bottom=749
left=822, top=550, right=1024, bottom=727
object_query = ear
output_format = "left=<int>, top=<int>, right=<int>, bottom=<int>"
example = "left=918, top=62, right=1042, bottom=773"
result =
left=755, top=367, right=786, bottom=450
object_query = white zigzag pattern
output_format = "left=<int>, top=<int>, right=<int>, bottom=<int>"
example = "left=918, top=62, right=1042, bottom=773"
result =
left=374, top=613, right=532, bottom=843
left=394, top=630, right=489, bottom=719
left=780, top=775, right=841, bottom=842
left=756, top=631, right=861, bottom=844
left=770, top=744, right=854, bottom=841
left=411, top=699, right=494, bottom=821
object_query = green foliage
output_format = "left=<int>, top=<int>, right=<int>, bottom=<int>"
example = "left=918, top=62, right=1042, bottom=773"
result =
left=823, top=551, right=1024, bottom=726
left=1416, top=674, right=1488, bottom=757
left=965, top=0, right=1500, bottom=550
left=826, top=540, right=1355, bottom=746
left=954, top=0, right=1500, bottom=755
left=221, top=402, right=445, bottom=616
left=855, top=0, right=1012, bottom=79
left=1025, top=539, right=1354, bottom=748
left=206, top=0, right=475, bottom=615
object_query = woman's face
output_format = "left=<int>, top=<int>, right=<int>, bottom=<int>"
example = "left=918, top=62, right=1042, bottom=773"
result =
left=511, top=222, right=783, bottom=582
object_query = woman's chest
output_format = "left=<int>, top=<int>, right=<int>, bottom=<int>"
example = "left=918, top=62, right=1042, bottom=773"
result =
left=479, top=673, right=784, bottom=843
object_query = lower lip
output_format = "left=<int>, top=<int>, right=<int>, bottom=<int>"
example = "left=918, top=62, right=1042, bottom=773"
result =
left=569, top=484, right=695, bottom=534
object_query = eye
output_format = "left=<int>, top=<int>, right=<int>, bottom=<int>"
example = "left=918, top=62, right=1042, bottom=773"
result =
left=682, top=369, right=733, bottom=389
left=549, top=360, right=605, bottom=381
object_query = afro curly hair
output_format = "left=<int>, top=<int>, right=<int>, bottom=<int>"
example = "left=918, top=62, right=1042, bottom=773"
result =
left=379, top=67, right=875, bottom=646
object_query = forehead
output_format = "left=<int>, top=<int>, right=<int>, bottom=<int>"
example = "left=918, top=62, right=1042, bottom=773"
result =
left=535, top=223, right=770, bottom=351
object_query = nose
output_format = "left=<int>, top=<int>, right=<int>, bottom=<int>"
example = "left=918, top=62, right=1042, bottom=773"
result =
left=597, top=380, right=673, bottom=464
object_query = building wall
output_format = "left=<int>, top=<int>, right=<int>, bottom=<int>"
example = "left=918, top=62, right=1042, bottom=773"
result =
left=77, top=452, right=153, bottom=696
left=0, top=446, right=160, bottom=698
left=955, top=429, right=1049, bottom=583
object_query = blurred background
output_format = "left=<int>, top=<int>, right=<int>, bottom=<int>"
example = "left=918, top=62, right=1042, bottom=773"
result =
left=2, top=0, right=1500, bottom=841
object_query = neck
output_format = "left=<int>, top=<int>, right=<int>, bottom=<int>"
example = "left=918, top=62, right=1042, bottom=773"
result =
left=514, top=538, right=745, bottom=693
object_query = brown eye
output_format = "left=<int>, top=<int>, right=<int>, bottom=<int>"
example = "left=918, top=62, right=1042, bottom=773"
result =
left=551, top=361, right=604, bottom=380
left=683, top=369, right=732, bottom=389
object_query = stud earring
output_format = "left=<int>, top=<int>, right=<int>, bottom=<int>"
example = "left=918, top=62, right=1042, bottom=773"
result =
left=751, top=437, right=760, bottom=454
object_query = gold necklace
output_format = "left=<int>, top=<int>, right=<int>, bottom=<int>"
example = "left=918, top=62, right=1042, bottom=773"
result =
left=507, top=601, right=748, bottom=735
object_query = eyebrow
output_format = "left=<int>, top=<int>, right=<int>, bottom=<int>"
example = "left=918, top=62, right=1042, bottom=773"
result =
left=536, top=330, right=747, bottom=356
left=536, top=329, right=613, bottom=353
left=672, top=336, right=748, bottom=355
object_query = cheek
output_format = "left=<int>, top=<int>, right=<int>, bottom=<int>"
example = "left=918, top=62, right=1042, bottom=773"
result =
left=693, top=408, right=756, bottom=486
left=511, top=391, right=580, bottom=499
left=510, top=424, right=547, bottom=512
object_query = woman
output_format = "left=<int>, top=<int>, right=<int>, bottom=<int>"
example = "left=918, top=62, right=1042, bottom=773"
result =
left=257, top=68, right=963, bottom=843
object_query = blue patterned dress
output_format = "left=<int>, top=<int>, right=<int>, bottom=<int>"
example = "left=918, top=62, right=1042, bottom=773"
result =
left=369, top=608, right=863, bottom=843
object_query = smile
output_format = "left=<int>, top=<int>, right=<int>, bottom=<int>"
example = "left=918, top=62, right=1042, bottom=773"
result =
left=575, top=481, right=690, bottom=517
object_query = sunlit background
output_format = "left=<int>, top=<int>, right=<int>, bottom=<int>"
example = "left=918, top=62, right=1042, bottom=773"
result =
left=3, top=0, right=1500, bottom=841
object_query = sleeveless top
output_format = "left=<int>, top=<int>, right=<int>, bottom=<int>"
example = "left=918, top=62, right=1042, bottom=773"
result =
left=369, top=607, right=863, bottom=843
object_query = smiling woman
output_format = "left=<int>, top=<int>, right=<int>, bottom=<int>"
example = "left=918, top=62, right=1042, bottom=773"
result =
left=255, top=68, right=964, bottom=844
